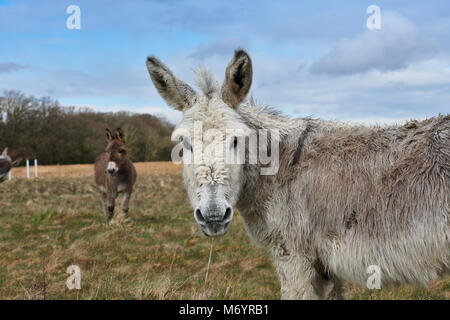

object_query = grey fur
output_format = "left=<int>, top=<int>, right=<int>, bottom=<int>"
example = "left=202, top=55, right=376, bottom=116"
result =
left=237, top=108, right=449, bottom=299
left=146, top=49, right=449, bottom=299
left=146, top=56, right=197, bottom=111
left=221, top=49, right=253, bottom=108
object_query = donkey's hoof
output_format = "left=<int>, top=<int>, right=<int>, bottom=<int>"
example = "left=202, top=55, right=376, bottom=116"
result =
left=114, top=213, right=130, bottom=224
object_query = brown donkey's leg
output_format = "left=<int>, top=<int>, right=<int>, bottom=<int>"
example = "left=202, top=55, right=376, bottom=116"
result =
left=118, top=191, right=131, bottom=220
left=101, top=192, right=109, bottom=220
left=105, top=192, right=117, bottom=222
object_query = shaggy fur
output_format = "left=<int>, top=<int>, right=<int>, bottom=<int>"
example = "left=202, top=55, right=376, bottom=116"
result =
left=237, top=109, right=449, bottom=299
left=146, top=50, right=449, bottom=299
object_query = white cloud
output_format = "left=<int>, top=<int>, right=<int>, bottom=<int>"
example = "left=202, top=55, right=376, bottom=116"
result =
left=189, top=39, right=250, bottom=60
left=134, top=106, right=182, bottom=123
left=310, top=12, right=437, bottom=75
left=248, top=51, right=450, bottom=123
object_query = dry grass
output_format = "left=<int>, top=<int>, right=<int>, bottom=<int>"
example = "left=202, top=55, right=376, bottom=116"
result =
left=0, top=162, right=448, bottom=300
left=10, top=161, right=181, bottom=178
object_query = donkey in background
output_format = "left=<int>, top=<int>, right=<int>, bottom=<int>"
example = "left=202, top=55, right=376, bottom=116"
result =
left=0, top=148, right=21, bottom=183
left=146, top=50, right=449, bottom=299
left=94, top=128, right=137, bottom=223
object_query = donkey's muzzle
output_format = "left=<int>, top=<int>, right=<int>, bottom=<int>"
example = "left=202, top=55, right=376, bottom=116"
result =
left=106, top=161, right=118, bottom=175
left=194, top=206, right=233, bottom=237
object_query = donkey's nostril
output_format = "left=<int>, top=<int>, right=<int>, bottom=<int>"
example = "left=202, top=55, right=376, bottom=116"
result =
left=195, top=208, right=205, bottom=223
left=224, top=207, right=232, bottom=220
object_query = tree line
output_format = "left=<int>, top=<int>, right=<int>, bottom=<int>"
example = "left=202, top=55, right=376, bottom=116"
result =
left=0, top=90, right=175, bottom=165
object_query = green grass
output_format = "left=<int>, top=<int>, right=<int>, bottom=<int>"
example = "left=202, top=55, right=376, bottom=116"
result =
left=0, top=173, right=448, bottom=299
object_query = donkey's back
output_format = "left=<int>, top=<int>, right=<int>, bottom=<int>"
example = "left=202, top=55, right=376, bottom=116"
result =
left=94, top=152, right=108, bottom=189
left=300, top=115, right=449, bottom=286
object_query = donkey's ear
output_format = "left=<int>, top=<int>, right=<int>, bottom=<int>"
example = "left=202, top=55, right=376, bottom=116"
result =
left=1, top=148, right=7, bottom=156
left=105, top=128, right=114, bottom=141
left=146, top=56, right=197, bottom=111
left=116, top=128, right=124, bottom=142
left=12, top=157, right=22, bottom=166
left=221, top=49, right=253, bottom=108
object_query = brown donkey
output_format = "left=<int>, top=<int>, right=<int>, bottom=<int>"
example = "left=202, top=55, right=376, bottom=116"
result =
left=94, top=128, right=137, bottom=222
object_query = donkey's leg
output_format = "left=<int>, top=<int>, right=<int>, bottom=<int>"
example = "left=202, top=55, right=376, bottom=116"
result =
left=117, top=191, right=131, bottom=221
left=326, top=278, right=347, bottom=300
left=312, top=260, right=347, bottom=300
left=106, top=192, right=117, bottom=222
left=313, top=273, right=347, bottom=300
left=272, top=247, right=320, bottom=300
left=101, top=192, right=110, bottom=220
left=121, top=192, right=131, bottom=218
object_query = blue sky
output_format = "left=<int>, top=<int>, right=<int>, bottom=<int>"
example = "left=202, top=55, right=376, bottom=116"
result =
left=1, top=0, right=449, bottom=124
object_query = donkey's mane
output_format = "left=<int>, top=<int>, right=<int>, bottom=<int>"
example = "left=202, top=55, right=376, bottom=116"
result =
left=195, top=68, right=221, bottom=98
left=247, top=96, right=285, bottom=118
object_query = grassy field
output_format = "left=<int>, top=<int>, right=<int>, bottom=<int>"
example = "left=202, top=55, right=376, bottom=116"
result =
left=0, top=162, right=448, bottom=300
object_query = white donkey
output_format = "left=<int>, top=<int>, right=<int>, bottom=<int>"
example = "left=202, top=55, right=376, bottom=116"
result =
left=146, top=50, right=449, bottom=299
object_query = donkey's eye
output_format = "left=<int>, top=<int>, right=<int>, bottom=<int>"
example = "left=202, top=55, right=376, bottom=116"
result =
left=118, top=149, right=126, bottom=155
left=182, top=137, right=193, bottom=152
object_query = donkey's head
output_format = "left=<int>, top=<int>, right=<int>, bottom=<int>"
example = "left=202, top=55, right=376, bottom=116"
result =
left=0, top=148, right=12, bottom=162
left=1, top=148, right=23, bottom=166
left=104, top=128, right=128, bottom=176
left=146, top=50, right=253, bottom=237
left=0, top=148, right=21, bottom=165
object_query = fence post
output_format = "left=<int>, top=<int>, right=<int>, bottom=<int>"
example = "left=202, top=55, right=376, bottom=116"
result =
left=26, top=160, right=30, bottom=179
left=34, top=159, right=38, bottom=177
